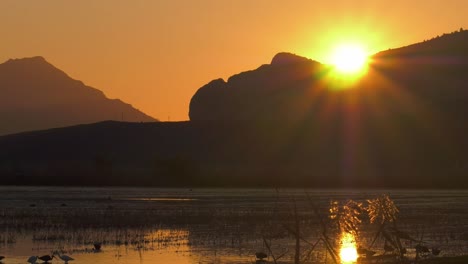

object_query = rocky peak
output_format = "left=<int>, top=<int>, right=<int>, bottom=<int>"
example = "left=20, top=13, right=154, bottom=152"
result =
left=270, top=52, right=312, bottom=65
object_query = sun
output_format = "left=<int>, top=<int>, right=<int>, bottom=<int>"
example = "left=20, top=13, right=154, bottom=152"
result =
left=331, top=44, right=368, bottom=74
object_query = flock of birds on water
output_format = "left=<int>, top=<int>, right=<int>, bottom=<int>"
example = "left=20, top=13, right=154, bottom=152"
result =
left=26, top=254, right=73, bottom=264
left=0, top=253, right=73, bottom=264
left=0, top=243, right=102, bottom=264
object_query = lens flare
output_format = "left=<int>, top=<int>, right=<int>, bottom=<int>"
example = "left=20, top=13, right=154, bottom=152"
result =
left=331, top=44, right=368, bottom=74
left=339, top=233, right=358, bottom=263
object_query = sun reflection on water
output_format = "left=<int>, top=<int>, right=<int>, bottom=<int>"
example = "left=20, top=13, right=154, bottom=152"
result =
left=339, top=232, right=358, bottom=264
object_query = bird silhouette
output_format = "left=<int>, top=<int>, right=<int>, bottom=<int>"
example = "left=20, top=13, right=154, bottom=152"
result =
left=27, top=256, right=38, bottom=264
left=255, top=252, right=268, bottom=260
left=93, top=242, right=102, bottom=251
left=59, top=255, right=73, bottom=263
left=38, top=255, right=54, bottom=263
left=55, top=253, right=74, bottom=263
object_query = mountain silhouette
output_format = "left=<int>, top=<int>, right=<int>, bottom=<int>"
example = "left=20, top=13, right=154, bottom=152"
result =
left=1, top=31, right=468, bottom=188
left=0, top=56, right=156, bottom=135
left=189, top=53, right=325, bottom=121
left=190, top=31, right=468, bottom=123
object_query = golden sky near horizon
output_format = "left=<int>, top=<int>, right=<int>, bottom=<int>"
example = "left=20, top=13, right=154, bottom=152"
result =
left=1, top=0, right=467, bottom=121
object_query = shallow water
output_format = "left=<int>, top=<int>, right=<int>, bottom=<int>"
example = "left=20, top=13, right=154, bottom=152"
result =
left=0, top=187, right=467, bottom=263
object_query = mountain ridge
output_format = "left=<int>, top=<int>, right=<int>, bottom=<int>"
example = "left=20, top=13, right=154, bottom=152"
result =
left=190, top=30, right=468, bottom=123
left=0, top=56, right=157, bottom=135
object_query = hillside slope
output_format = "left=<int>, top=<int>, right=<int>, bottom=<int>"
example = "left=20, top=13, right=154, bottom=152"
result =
left=0, top=56, right=157, bottom=135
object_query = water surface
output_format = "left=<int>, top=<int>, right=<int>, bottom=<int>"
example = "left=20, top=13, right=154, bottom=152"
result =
left=0, top=187, right=466, bottom=263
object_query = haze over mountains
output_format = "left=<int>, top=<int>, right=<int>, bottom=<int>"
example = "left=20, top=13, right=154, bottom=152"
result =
left=0, top=56, right=156, bottom=135
left=1, top=31, right=467, bottom=188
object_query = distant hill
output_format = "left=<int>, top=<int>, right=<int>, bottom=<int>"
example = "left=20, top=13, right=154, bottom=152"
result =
left=0, top=56, right=157, bottom=135
left=1, top=31, right=468, bottom=188
left=0, top=119, right=465, bottom=188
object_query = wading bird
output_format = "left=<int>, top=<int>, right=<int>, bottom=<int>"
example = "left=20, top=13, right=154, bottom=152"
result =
left=38, top=255, right=54, bottom=263
left=55, top=253, right=74, bottom=263
left=54, top=250, right=75, bottom=263
left=27, top=256, right=38, bottom=264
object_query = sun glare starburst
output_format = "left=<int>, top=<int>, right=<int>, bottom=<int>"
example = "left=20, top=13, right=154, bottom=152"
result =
left=331, top=44, right=368, bottom=74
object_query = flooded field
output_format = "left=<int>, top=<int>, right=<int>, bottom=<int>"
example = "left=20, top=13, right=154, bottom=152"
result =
left=0, top=187, right=467, bottom=263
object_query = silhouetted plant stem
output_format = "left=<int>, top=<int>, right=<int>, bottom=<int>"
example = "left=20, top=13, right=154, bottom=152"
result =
left=369, top=222, right=385, bottom=249
left=305, top=192, right=338, bottom=264
left=262, top=236, right=276, bottom=264
left=293, top=200, right=300, bottom=264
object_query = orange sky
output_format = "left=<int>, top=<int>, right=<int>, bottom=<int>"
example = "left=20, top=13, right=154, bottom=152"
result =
left=1, top=0, right=467, bottom=121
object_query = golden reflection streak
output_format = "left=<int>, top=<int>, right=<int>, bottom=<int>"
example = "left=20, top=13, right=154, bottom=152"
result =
left=339, top=232, right=358, bottom=263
